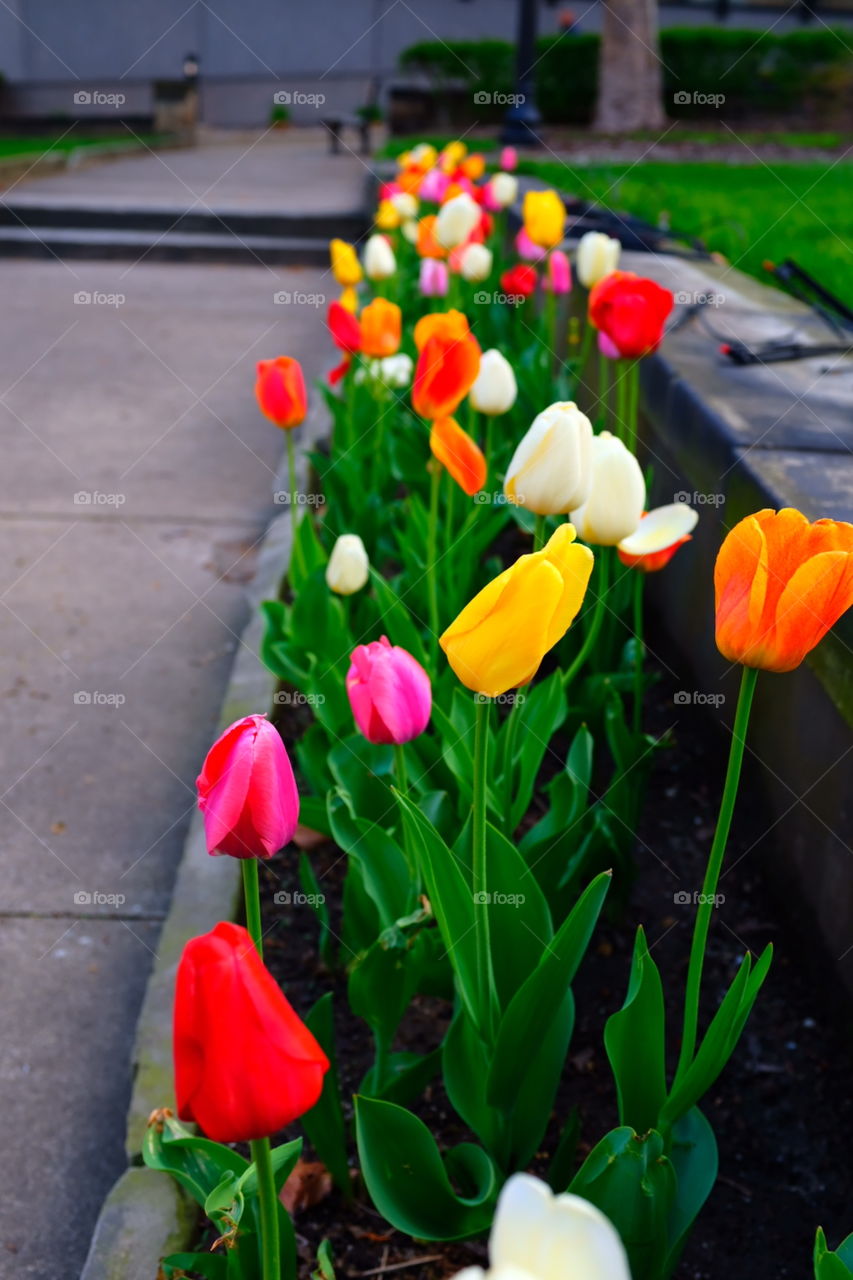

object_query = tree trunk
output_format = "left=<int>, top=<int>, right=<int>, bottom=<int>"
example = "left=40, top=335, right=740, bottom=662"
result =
left=594, top=0, right=666, bottom=133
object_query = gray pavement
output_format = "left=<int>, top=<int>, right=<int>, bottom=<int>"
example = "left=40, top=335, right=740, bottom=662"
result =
left=0, top=136, right=362, bottom=1278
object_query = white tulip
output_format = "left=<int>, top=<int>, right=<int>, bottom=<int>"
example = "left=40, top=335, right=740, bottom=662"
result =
left=453, top=1174, right=630, bottom=1280
left=570, top=431, right=645, bottom=545
left=435, top=192, right=482, bottom=249
left=576, top=231, right=621, bottom=288
left=401, top=218, right=420, bottom=244
left=470, top=349, right=517, bottom=417
left=363, top=234, right=396, bottom=280
left=325, top=534, right=369, bottom=595
left=389, top=191, right=418, bottom=220
left=460, top=242, right=493, bottom=283
left=374, top=353, right=413, bottom=388
left=504, top=401, right=592, bottom=515
left=618, top=503, right=698, bottom=557
left=490, top=172, right=518, bottom=208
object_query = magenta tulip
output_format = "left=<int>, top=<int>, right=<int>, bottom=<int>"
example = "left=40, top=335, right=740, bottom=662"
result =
left=346, top=637, right=432, bottom=745
left=515, top=227, right=547, bottom=263
left=597, top=329, right=622, bottom=360
left=500, top=145, right=518, bottom=172
left=547, top=249, right=572, bottom=295
left=420, top=257, right=449, bottom=298
left=196, top=714, right=299, bottom=859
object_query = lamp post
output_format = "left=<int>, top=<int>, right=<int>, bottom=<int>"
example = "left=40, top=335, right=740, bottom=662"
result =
left=501, top=0, right=541, bottom=147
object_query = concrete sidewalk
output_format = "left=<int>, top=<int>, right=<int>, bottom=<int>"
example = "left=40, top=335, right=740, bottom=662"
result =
left=0, top=134, right=363, bottom=1278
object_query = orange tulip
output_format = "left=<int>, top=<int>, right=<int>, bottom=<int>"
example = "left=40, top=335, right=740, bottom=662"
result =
left=255, top=357, right=307, bottom=430
left=360, top=297, right=402, bottom=358
left=416, top=215, right=447, bottom=260
left=413, top=309, right=471, bottom=352
left=412, top=330, right=481, bottom=421
left=430, top=417, right=487, bottom=496
left=715, top=507, right=853, bottom=672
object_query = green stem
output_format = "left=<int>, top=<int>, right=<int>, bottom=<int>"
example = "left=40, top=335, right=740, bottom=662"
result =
left=533, top=512, right=547, bottom=551
left=242, top=858, right=263, bottom=957
left=249, top=1137, right=281, bottom=1280
left=615, top=364, right=628, bottom=443
left=473, top=696, right=497, bottom=1042
left=426, top=462, right=442, bottom=655
left=502, top=695, right=522, bottom=835
left=598, top=348, right=610, bottom=428
left=393, top=743, right=418, bottom=888
left=562, top=548, right=610, bottom=689
left=445, top=467, right=456, bottom=557
left=576, top=314, right=594, bottom=381
left=632, top=569, right=645, bottom=735
left=627, top=360, right=640, bottom=453
left=674, top=666, right=758, bottom=1085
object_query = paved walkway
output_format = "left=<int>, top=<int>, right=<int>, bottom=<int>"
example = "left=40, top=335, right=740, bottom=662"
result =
left=0, top=136, right=363, bottom=1278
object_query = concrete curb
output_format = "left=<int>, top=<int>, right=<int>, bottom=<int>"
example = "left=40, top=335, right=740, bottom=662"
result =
left=80, top=395, right=327, bottom=1278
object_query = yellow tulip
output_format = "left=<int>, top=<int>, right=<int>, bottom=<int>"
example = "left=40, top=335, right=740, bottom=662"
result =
left=330, top=238, right=362, bottom=287
left=440, top=525, right=593, bottom=697
left=522, top=189, right=567, bottom=249
left=375, top=199, right=401, bottom=230
left=440, top=140, right=467, bottom=172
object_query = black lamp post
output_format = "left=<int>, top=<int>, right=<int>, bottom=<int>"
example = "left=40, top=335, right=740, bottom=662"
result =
left=501, top=0, right=541, bottom=147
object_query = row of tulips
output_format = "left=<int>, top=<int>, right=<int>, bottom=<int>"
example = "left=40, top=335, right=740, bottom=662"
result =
left=143, top=139, right=853, bottom=1280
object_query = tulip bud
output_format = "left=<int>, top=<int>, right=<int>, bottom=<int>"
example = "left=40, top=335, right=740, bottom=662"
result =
left=500, top=146, right=518, bottom=172
left=420, top=257, right=449, bottom=297
left=346, top=637, right=432, bottom=745
left=373, top=352, right=413, bottom=388
left=255, top=356, right=307, bottom=430
left=326, top=534, right=369, bottom=595
left=546, top=249, right=572, bottom=295
left=576, top=230, right=621, bottom=288
left=570, top=431, right=645, bottom=545
left=363, top=233, right=396, bottom=280
left=374, top=199, right=401, bottom=230
left=597, top=329, right=621, bottom=360
left=196, top=714, right=299, bottom=859
left=522, top=189, right=566, bottom=249
left=330, top=237, right=362, bottom=287
left=460, top=242, right=493, bottom=283
left=419, top=167, right=449, bottom=204
left=490, top=171, right=518, bottom=208
left=401, top=217, right=420, bottom=244
left=504, top=401, right=592, bottom=515
left=390, top=190, right=418, bottom=220
left=470, top=348, right=517, bottom=417
left=516, top=227, right=547, bottom=262
left=435, top=192, right=482, bottom=249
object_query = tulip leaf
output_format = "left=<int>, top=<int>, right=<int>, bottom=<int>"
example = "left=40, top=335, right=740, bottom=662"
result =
left=507, top=672, right=569, bottom=831
left=298, top=852, right=334, bottom=968
left=487, top=871, right=610, bottom=1111
left=204, top=1170, right=244, bottom=1227
left=371, top=1047, right=442, bottom=1107
left=288, top=511, right=327, bottom=594
left=443, top=1006, right=506, bottom=1159
left=328, top=735, right=394, bottom=825
left=815, top=1229, right=853, bottom=1279
left=348, top=928, right=426, bottom=1072
left=505, top=988, right=575, bottom=1170
left=355, top=1096, right=497, bottom=1240
left=301, top=995, right=351, bottom=1197
left=160, top=1255, right=227, bottom=1279
left=663, top=1107, right=718, bottom=1278
left=369, top=568, right=428, bottom=667
left=328, top=793, right=411, bottom=929
left=313, top=1239, right=336, bottom=1280
left=547, top=1106, right=582, bottom=1193
left=141, top=1112, right=250, bottom=1209
left=604, top=926, right=667, bottom=1136
left=480, top=817, right=553, bottom=1006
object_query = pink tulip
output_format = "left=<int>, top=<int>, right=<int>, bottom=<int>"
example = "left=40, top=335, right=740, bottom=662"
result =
left=546, top=249, right=572, bottom=295
left=196, top=714, right=299, bottom=859
left=419, top=169, right=450, bottom=204
left=500, top=146, right=518, bottom=172
left=481, top=180, right=502, bottom=213
left=597, top=329, right=622, bottom=360
left=515, top=228, right=547, bottom=262
left=346, top=637, right=432, bottom=745
left=420, top=257, right=449, bottom=297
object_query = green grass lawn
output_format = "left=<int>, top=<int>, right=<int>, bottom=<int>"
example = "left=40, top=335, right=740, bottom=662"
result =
left=519, top=158, right=853, bottom=302
left=0, top=133, right=166, bottom=160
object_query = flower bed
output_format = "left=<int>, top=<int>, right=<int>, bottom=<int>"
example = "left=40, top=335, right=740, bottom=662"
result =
left=137, top=140, right=853, bottom=1280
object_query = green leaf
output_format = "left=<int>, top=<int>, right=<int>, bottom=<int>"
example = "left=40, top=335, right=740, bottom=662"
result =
left=328, top=793, right=411, bottom=929
left=141, top=1112, right=249, bottom=1209
left=443, top=1007, right=504, bottom=1158
left=298, top=852, right=334, bottom=968
left=205, top=1170, right=244, bottom=1228
left=301, top=995, right=351, bottom=1195
left=160, top=1255, right=228, bottom=1279
left=547, top=1107, right=581, bottom=1192
left=348, top=929, right=423, bottom=1065
left=289, top=512, right=327, bottom=593
left=313, top=1239, right=336, bottom=1280
left=663, top=1108, right=718, bottom=1277
left=355, top=1096, right=497, bottom=1240
left=508, top=672, right=569, bottom=830
left=480, top=817, right=554, bottom=1007
left=816, top=1229, right=853, bottom=1279
left=238, top=1139, right=302, bottom=1198
left=604, top=926, right=667, bottom=1135
left=369, top=568, right=428, bottom=667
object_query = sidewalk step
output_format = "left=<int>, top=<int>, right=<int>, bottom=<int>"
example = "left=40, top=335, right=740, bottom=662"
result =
left=0, top=224, right=334, bottom=266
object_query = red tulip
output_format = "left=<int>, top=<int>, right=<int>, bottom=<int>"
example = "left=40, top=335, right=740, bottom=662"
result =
left=255, top=357, right=307, bottom=429
left=500, top=264, right=538, bottom=299
left=346, top=636, right=432, bottom=745
left=588, top=271, right=674, bottom=359
left=174, top=921, right=329, bottom=1142
left=412, top=329, right=481, bottom=420
left=196, top=713, right=299, bottom=859
left=327, top=300, right=362, bottom=354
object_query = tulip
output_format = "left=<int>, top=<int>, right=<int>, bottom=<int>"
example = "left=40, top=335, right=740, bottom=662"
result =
left=414, top=308, right=471, bottom=351
left=588, top=270, right=674, bottom=359
left=597, top=329, right=621, bottom=360
left=360, top=297, right=401, bottom=358
left=363, top=233, right=396, bottom=280
left=459, top=242, right=493, bottom=283
left=196, top=713, right=299, bottom=859
left=338, top=285, right=359, bottom=313
left=174, top=921, right=329, bottom=1143
left=500, top=145, right=518, bottom=171
left=418, top=168, right=450, bottom=204
left=618, top=503, right=698, bottom=572
left=576, top=230, right=621, bottom=288
left=505, top=401, right=593, bottom=516
left=420, top=257, right=449, bottom=297
left=416, top=214, right=447, bottom=259
left=375, top=198, right=401, bottom=230
left=430, top=416, right=487, bottom=496
left=490, top=171, right=518, bottom=208
left=346, top=636, right=432, bottom=744
left=255, top=356, right=307, bottom=430
left=409, top=142, right=437, bottom=169
left=500, top=263, right=538, bottom=299
left=451, top=1173, right=630, bottom=1280
left=326, top=533, right=369, bottom=595
left=546, top=248, right=572, bottom=294
left=441, top=524, right=593, bottom=697
left=401, top=218, right=420, bottom=245
left=570, top=431, right=645, bottom=546
left=469, top=348, right=517, bottom=417
left=390, top=190, right=418, bottom=220
left=440, top=140, right=467, bottom=172
left=715, top=507, right=853, bottom=672
left=330, top=237, right=362, bottom=287
left=515, top=227, right=547, bottom=263
left=461, top=153, right=486, bottom=181
left=359, top=352, right=413, bottom=389
left=522, top=189, right=566, bottom=249
left=412, top=327, right=481, bottom=420
left=435, top=192, right=482, bottom=249
left=327, top=300, right=361, bottom=354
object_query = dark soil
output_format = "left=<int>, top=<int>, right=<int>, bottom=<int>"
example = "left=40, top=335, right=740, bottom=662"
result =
left=251, top=640, right=853, bottom=1280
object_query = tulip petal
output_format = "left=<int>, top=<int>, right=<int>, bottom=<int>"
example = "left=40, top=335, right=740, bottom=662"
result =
left=769, top=550, right=853, bottom=671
